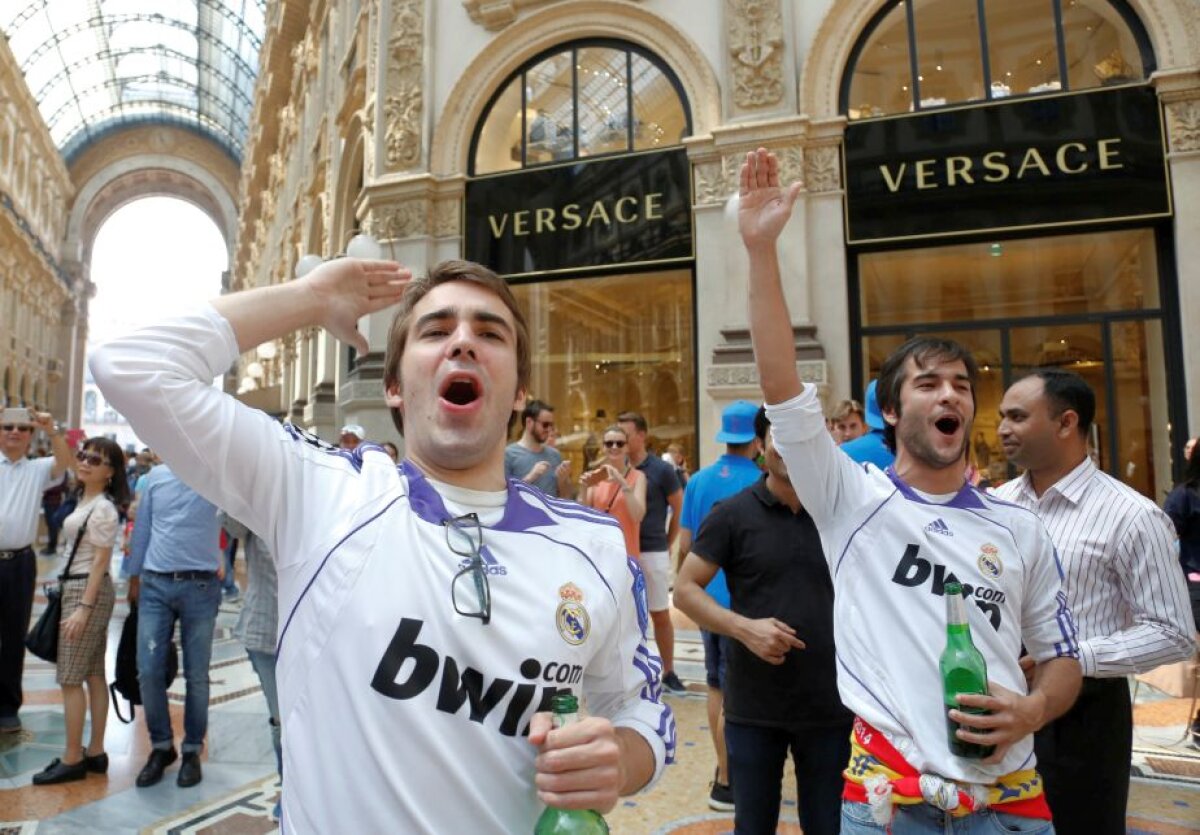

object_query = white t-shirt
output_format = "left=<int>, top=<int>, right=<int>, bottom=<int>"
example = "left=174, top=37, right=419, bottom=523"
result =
left=0, top=455, right=56, bottom=549
left=766, top=388, right=1077, bottom=786
left=90, top=306, right=674, bottom=833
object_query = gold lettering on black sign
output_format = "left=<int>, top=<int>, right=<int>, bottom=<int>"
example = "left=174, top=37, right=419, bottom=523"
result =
left=487, top=193, right=665, bottom=239
left=878, top=138, right=1123, bottom=193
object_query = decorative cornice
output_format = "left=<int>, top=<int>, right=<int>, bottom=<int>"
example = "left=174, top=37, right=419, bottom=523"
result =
left=707, top=360, right=827, bottom=389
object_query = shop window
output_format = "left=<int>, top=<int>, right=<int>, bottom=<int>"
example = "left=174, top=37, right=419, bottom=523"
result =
left=841, top=0, right=1151, bottom=119
left=509, top=269, right=695, bottom=478
left=472, top=40, right=690, bottom=175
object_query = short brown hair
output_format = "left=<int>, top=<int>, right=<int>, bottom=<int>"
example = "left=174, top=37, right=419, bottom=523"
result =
left=382, top=259, right=530, bottom=435
left=616, top=411, right=647, bottom=433
left=877, top=336, right=978, bottom=453
left=831, top=399, right=864, bottom=422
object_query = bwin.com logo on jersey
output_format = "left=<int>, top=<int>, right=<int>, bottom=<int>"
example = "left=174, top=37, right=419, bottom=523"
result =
left=459, top=543, right=507, bottom=576
left=924, top=518, right=953, bottom=537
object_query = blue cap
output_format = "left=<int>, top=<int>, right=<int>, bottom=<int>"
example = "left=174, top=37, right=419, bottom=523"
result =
left=716, top=400, right=759, bottom=444
left=864, top=380, right=884, bottom=430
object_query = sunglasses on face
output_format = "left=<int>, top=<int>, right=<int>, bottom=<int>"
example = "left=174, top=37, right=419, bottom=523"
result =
left=1, top=424, right=33, bottom=433
left=603, top=440, right=626, bottom=449
left=76, top=450, right=106, bottom=467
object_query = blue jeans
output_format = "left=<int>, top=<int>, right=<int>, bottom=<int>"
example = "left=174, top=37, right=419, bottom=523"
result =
left=137, top=571, right=221, bottom=753
left=725, top=719, right=851, bottom=835
left=841, top=800, right=1055, bottom=834
left=247, top=649, right=282, bottom=776
left=701, top=629, right=728, bottom=690
left=222, top=538, right=239, bottom=594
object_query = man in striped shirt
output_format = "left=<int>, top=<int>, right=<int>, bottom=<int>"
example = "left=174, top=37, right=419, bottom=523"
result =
left=996, top=368, right=1195, bottom=834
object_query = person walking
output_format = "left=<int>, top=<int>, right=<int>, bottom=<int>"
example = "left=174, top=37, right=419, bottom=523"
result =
left=124, top=464, right=223, bottom=789
left=618, top=411, right=686, bottom=693
left=32, top=438, right=129, bottom=784
left=580, top=424, right=647, bottom=559
left=0, top=408, right=73, bottom=734
left=996, top=369, right=1195, bottom=832
left=676, top=408, right=852, bottom=835
left=675, top=399, right=763, bottom=810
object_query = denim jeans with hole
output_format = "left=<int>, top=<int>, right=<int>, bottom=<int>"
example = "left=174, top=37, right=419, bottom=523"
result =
left=136, top=572, right=221, bottom=753
left=841, top=799, right=1056, bottom=834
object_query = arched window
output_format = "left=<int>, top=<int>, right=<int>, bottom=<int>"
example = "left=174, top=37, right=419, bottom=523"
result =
left=842, top=0, right=1153, bottom=119
left=471, top=40, right=691, bottom=175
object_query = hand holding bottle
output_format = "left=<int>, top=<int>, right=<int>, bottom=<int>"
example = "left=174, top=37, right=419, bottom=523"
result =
left=950, top=682, right=1050, bottom=765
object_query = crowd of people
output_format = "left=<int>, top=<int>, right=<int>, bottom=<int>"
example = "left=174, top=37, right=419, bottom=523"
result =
left=0, top=147, right=1197, bottom=833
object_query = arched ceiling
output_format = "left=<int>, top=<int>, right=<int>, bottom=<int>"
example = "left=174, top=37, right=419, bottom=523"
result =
left=1, top=0, right=265, bottom=165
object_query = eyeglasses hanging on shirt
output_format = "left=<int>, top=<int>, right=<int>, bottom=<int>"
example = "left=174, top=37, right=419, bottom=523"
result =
left=443, top=513, right=491, bottom=625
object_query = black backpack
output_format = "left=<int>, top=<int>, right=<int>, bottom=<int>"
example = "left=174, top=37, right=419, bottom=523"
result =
left=110, top=602, right=180, bottom=724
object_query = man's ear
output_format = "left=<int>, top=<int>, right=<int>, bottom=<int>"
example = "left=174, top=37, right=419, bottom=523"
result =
left=384, top=381, right=403, bottom=412
left=882, top=406, right=899, bottom=428
left=513, top=386, right=527, bottom=413
left=1058, top=409, right=1080, bottom=438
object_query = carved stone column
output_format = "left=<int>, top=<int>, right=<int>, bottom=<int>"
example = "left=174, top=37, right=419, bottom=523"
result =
left=376, top=0, right=427, bottom=177
left=721, top=0, right=793, bottom=122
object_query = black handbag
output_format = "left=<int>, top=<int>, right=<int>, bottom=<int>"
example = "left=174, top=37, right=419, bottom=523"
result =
left=110, top=601, right=179, bottom=724
left=25, top=507, right=95, bottom=663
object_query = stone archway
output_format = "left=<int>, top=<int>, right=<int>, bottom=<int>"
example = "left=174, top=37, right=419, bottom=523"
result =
left=431, top=0, right=721, bottom=177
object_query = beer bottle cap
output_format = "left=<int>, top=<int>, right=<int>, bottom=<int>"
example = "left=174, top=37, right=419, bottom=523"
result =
left=944, top=581, right=962, bottom=595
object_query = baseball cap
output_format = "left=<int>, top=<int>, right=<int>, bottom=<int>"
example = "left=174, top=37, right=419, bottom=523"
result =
left=715, top=400, right=759, bottom=444
left=864, top=380, right=884, bottom=431
left=340, top=424, right=365, bottom=439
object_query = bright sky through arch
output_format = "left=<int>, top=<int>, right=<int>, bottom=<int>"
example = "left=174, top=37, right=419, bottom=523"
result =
left=88, top=197, right=227, bottom=351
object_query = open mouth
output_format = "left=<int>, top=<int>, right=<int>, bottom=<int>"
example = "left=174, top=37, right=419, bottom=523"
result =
left=934, top=415, right=961, bottom=436
left=439, top=375, right=480, bottom=406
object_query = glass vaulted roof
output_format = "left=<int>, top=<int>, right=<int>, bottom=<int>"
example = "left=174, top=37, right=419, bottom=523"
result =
left=1, top=0, right=265, bottom=163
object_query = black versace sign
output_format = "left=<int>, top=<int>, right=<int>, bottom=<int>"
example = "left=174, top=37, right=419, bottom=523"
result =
left=843, top=85, right=1171, bottom=244
left=465, top=149, right=692, bottom=278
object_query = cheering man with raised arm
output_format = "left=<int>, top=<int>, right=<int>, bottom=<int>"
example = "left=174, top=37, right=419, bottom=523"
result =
left=739, top=148, right=1081, bottom=834
left=91, top=257, right=673, bottom=832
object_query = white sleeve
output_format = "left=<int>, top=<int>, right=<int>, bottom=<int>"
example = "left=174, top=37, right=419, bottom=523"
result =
left=1019, top=521, right=1080, bottom=663
left=583, top=552, right=674, bottom=791
left=765, top=388, right=884, bottom=533
left=89, top=306, right=321, bottom=566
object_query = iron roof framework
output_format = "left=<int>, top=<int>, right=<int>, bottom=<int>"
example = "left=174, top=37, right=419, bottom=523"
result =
left=2, top=0, right=265, bottom=163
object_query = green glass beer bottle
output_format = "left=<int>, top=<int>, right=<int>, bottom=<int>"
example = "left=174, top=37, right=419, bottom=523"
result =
left=534, top=693, right=610, bottom=835
left=941, top=582, right=995, bottom=759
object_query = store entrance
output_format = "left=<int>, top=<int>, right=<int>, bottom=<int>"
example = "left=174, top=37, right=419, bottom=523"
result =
left=854, top=228, right=1176, bottom=499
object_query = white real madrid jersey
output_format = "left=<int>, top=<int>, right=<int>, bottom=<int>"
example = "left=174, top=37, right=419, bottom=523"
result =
left=89, top=306, right=675, bottom=833
left=766, top=389, right=1077, bottom=786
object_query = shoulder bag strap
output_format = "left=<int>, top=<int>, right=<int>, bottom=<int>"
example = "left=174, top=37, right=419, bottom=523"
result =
left=58, top=505, right=97, bottom=582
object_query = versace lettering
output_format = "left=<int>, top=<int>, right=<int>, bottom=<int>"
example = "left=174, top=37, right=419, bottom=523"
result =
left=878, top=138, right=1123, bottom=193
left=890, top=544, right=1004, bottom=630
left=487, top=192, right=665, bottom=239
left=371, top=618, right=568, bottom=736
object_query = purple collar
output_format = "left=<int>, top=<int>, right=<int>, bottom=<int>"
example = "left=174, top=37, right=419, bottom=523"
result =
left=885, top=466, right=987, bottom=511
left=401, top=460, right=555, bottom=531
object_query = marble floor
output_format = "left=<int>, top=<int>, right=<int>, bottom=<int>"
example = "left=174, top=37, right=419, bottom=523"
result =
left=2, top=552, right=1198, bottom=833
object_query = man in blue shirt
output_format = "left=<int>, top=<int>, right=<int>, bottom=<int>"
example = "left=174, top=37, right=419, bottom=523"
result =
left=676, top=400, right=763, bottom=810
left=125, top=464, right=222, bottom=789
left=840, top=379, right=895, bottom=470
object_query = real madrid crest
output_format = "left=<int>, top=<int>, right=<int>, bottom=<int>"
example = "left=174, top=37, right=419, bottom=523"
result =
left=556, top=582, right=590, bottom=646
left=977, top=543, right=1003, bottom=578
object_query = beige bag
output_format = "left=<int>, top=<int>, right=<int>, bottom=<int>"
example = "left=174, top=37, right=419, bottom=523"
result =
left=1135, top=648, right=1200, bottom=699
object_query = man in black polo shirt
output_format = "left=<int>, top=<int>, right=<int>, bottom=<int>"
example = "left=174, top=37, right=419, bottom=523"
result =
left=674, top=407, right=850, bottom=835
left=618, top=410, right=685, bottom=693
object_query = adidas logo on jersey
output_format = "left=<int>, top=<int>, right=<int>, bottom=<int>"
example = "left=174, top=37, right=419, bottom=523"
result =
left=371, top=618, right=576, bottom=736
left=924, top=518, right=953, bottom=537
left=458, top=543, right=507, bottom=576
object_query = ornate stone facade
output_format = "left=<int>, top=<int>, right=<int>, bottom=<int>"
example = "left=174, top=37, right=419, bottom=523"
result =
left=727, top=0, right=785, bottom=109
left=382, top=0, right=425, bottom=172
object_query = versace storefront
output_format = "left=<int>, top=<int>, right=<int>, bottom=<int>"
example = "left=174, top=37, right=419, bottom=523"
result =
left=224, top=0, right=1198, bottom=501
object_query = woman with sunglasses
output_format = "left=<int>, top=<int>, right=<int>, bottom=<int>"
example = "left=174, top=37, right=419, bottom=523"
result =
left=33, top=438, right=130, bottom=785
left=580, top=425, right=647, bottom=559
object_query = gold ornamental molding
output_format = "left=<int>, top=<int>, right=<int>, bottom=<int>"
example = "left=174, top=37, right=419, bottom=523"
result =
left=383, top=0, right=425, bottom=173
left=727, top=0, right=785, bottom=110
left=688, top=118, right=809, bottom=206
left=1153, top=68, right=1200, bottom=155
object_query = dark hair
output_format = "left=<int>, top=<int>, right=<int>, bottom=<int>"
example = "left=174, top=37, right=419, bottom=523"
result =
left=1182, top=439, right=1200, bottom=489
left=753, top=405, right=770, bottom=443
left=1019, top=368, right=1095, bottom=437
left=383, top=259, right=530, bottom=436
left=616, top=411, right=647, bottom=433
left=522, top=399, right=553, bottom=425
left=84, top=436, right=131, bottom=509
left=877, top=336, right=978, bottom=453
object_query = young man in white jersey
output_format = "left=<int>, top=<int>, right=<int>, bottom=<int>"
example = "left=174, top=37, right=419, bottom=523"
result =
left=738, top=148, right=1082, bottom=833
left=91, top=258, right=672, bottom=832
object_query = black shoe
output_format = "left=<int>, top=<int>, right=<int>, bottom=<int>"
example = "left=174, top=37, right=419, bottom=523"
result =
left=662, top=671, right=687, bottom=693
left=84, top=751, right=109, bottom=773
left=135, top=748, right=178, bottom=787
left=708, top=767, right=734, bottom=811
left=32, top=757, right=87, bottom=785
left=177, top=752, right=202, bottom=787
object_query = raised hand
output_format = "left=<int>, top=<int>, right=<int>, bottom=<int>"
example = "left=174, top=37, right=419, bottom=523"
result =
left=301, top=258, right=410, bottom=353
left=738, top=147, right=803, bottom=248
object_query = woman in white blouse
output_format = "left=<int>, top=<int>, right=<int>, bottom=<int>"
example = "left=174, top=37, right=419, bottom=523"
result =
left=32, top=437, right=130, bottom=785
